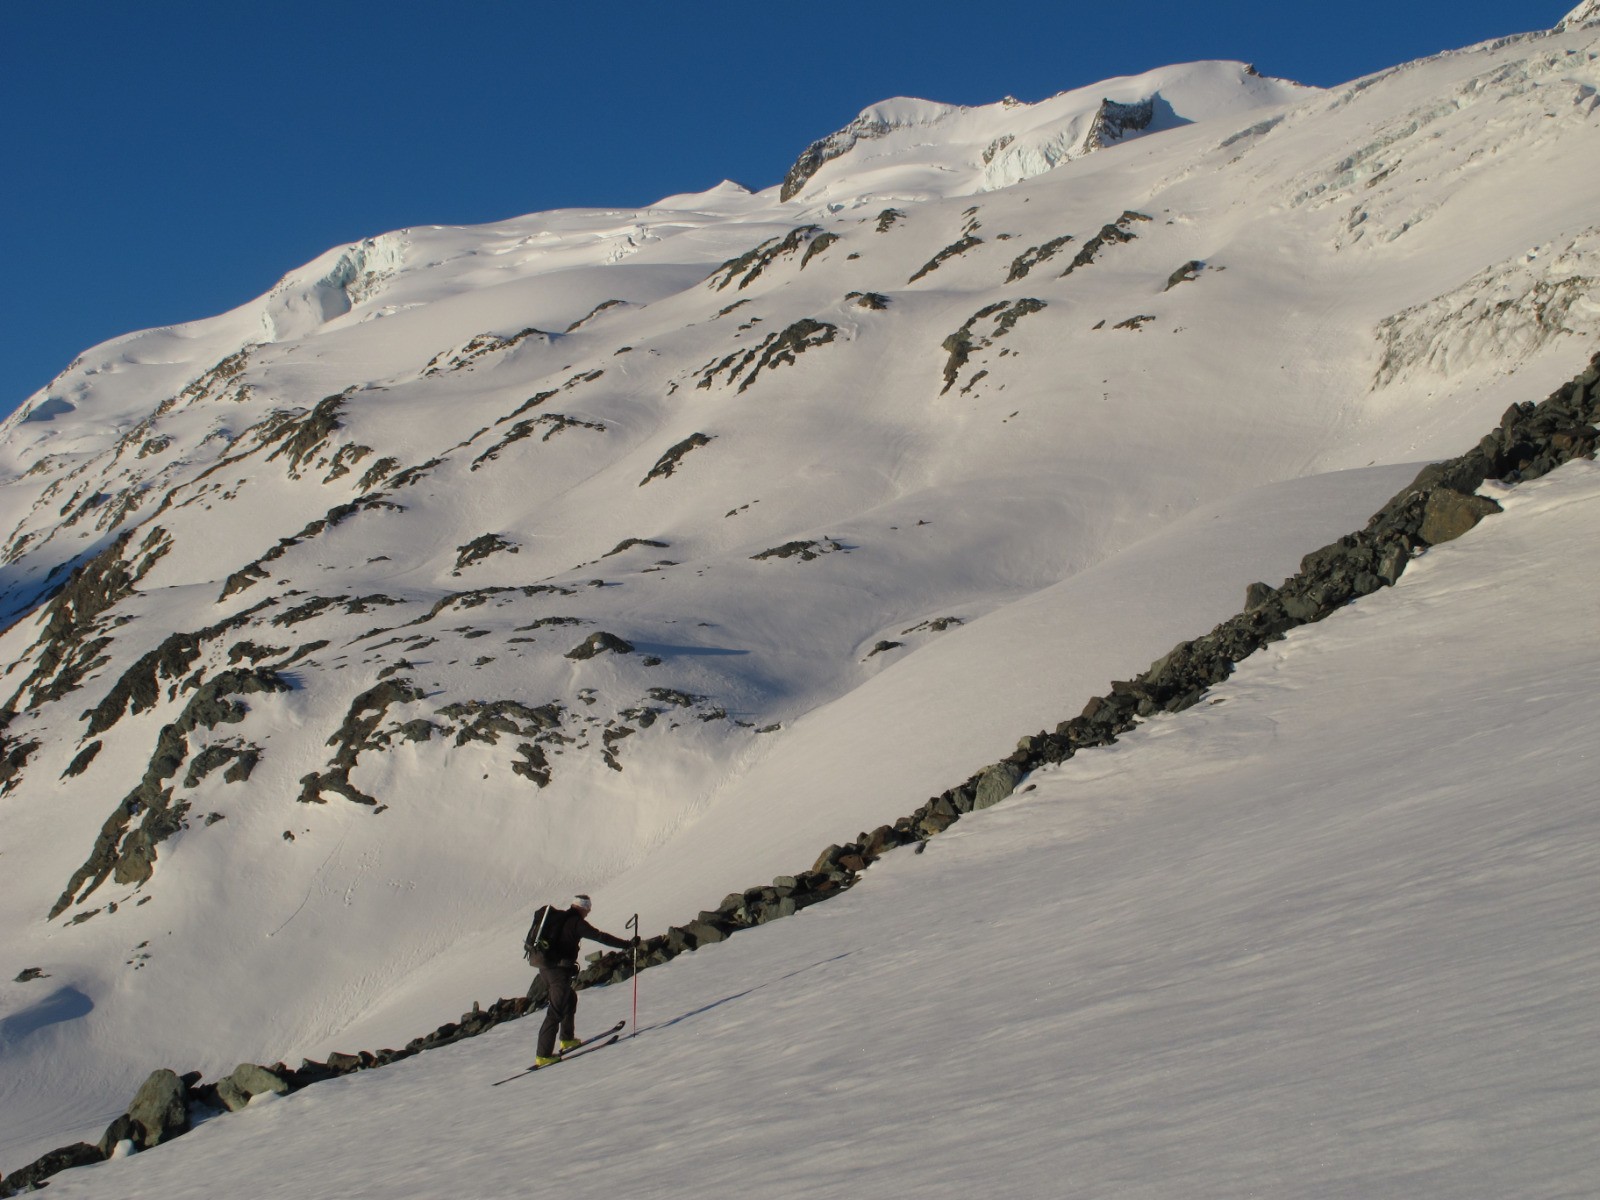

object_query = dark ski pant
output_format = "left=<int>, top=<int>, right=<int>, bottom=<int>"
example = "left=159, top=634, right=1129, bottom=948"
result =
left=537, top=964, right=578, bottom=1058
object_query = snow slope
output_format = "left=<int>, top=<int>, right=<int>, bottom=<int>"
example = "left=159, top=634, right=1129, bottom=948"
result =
left=3, top=13, right=1600, bottom=1174
left=35, top=457, right=1600, bottom=1200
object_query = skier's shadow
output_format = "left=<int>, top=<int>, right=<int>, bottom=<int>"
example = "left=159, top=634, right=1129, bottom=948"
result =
left=639, top=952, right=852, bottom=1036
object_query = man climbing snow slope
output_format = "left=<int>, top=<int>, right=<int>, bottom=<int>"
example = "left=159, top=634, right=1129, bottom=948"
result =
left=525, top=895, right=633, bottom=1066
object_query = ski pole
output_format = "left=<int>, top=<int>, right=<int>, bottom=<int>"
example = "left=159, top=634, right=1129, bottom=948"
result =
left=626, top=912, right=639, bottom=1037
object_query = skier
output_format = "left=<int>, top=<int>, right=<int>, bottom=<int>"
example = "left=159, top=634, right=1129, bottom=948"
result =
left=525, top=894, right=633, bottom=1066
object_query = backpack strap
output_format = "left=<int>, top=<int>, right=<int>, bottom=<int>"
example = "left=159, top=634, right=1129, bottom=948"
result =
left=524, top=904, right=555, bottom=964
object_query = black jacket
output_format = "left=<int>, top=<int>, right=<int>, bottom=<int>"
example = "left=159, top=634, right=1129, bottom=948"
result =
left=529, top=905, right=628, bottom=969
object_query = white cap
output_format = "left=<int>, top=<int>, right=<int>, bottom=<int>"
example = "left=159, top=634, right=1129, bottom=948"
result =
left=572, top=894, right=593, bottom=912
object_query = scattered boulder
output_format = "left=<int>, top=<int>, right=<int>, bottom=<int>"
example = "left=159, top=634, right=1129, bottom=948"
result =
left=1164, top=260, right=1205, bottom=290
left=751, top=539, right=841, bottom=562
left=640, top=433, right=714, bottom=486
left=61, top=740, right=102, bottom=778
left=454, top=533, right=517, bottom=573
left=127, top=1068, right=189, bottom=1147
left=215, top=1063, right=290, bottom=1111
left=1419, top=488, right=1502, bottom=546
left=973, top=763, right=1024, bottom=811
left=0, top=1142, right=105, bottom=1195
left=96, top=1113, right=136, bottom=1157
left=909, top=234, right=984, bottom=284
left=565, top=632, right=635, bottom=660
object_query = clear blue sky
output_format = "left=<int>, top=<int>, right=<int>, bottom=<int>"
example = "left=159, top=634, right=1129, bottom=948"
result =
left=0, top=1, right=1574, bottom=413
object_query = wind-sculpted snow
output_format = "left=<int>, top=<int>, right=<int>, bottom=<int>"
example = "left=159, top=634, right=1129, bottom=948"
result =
left=1375, top=229, right=1600, bottom=387
left=1559, top=0, right=1600, bottom=31
left=259, top=235, right=408, bottom=342
left=3, top=21, right=1600, bottom=1173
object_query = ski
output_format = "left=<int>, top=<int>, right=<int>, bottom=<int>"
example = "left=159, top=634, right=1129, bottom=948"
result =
left=491, top=1021, right=625, bottom=1086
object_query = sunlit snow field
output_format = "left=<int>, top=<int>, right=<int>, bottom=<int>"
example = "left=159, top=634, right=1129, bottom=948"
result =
left=3, top=15, right=1600, bottom=1193
left=40, top=462, right=1600, bottom=1200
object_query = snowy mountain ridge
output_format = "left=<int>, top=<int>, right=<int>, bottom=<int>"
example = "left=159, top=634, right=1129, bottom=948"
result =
left=2, top=11, right=1599, bottom=1192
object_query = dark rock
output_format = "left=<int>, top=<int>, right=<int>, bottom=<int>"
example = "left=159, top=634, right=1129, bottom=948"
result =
left=61, top=740, right=103, bottom=778
left=940, top=298, right=1046, bottom=393
left=602, top=537, right=670, bottom=558
left=565, top=632, right=635, bottom=660
left=752, top=539, right=841, bottom=563
left=1, top=1142, right=105, bottom=1195
left=1164, top=261, right=1205, bottom=290
left=97, top=1113, right=136, bottom=1156
left=261, top=392, right=349, bottom=478
left=909, top=234, right=984, bottom=284
left=1418, top=488, right=1502, bottom=546
left=214, top=1076, right=251, bottom=1112
left=1243, top=582, right=1277, bottom=610
left=127, top=1068, right=189, bottom=1147
left=722, top=319, right=838, bottom=393
left=974, top=763, right=1024, bottom=811
left=1060, top=212, right=1149, bottom=277
left=800, top=232, right=839, bottom=269
left=454, top=533, right=517, bottom=573
left=708, top=226, right=825, bottom=290
left=10, top=530, right=139, bottom=712
left=227, top=1063, right=289, bottom=1103
left=640, top=433, right=714, bottom=486
left=1007, top=234, right=1075, bottom=282
left=1087, top=99, right=1155, bottom=147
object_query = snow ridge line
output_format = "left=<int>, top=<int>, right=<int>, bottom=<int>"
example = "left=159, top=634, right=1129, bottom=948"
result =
left=6, top=351, right=1598, bottom=1198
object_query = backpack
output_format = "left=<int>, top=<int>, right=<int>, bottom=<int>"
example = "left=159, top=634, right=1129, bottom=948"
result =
left=523, top=904, right=555, bottom=966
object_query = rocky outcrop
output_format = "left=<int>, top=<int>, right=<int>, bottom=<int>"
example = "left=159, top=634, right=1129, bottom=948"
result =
left=220, top=495, right=402, bottom=600
left=1007, top=234, right=1075, bottom=282
left=698, top=319, right=839, bottom=393
left=259, top=391, right=356, bottom=479
left=1060, top=211, right=1151, bottom=277
left=1085, top=96, right=1156, bottom=149
left=708, top=227, right=825, bottom=291
left=780, top=113, right=899, bottom=201
left=125, top=1069, right=190, bottom=1147
left=454, top=533, right=518, bottom=573
left=751, top=539, right=842, bottom=562
left=422, top=328, right=549, bottom=376
left=471, top=412, right=607, bottom=470
left=51, top=666, right=294, bottom=916
left=0, top=1143, right=105, bottom=1197
left=6, top=530, right=142, bottom=713
left=298, top=679, right=425, bottom=806
left=940, top=299, right=1047, bottom=393
left=565, top=632, right=635, bottom=660
left=908, top=234, right=983, bottom=284
left=82, top=599, right=276, bottom=736
left=565, top=299, right=627, bottom=333
left=214, top=1063, right=290, bottom=1112
left=1164, top=260, right=1206, bottom=290
left=640, top=433, right=714, bottom=485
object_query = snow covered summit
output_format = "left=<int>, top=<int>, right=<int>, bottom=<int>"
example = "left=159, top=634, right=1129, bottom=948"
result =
left=778, top=61, right=1309, bottom=204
